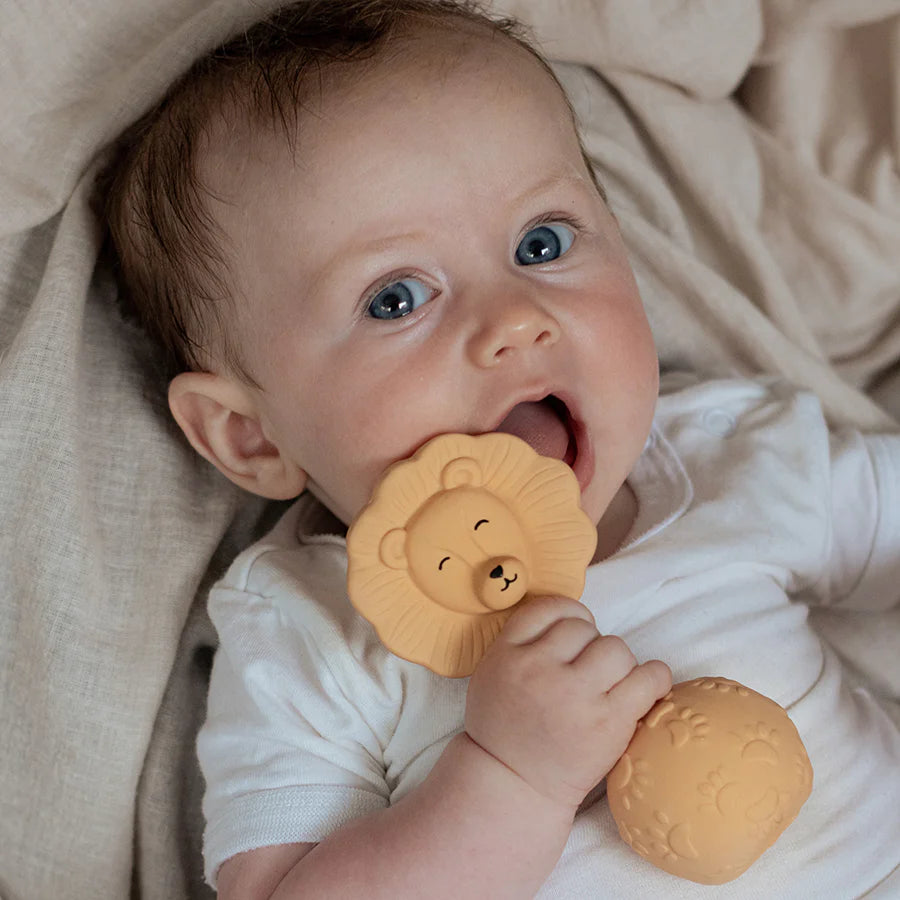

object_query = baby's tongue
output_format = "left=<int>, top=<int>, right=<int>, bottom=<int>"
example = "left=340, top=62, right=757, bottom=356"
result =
left=495, top=399, right=568, bottom=460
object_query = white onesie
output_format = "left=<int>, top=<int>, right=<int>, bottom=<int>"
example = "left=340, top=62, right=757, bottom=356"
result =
left=199, top=378, right=900, bottom=897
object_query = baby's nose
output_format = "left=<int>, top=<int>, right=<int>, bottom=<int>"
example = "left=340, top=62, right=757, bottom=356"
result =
left=466, top=292, right=561, bottom=367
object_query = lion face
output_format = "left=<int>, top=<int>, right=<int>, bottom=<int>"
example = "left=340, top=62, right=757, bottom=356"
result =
left=383, top=486, right=532, bottom=616
left=346, top=432, right=597, bottom=677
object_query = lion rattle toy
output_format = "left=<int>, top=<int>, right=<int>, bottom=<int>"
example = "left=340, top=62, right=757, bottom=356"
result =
left=346, top=432, right=813, bottom=884
left=346, top=431, right=597, bottom=678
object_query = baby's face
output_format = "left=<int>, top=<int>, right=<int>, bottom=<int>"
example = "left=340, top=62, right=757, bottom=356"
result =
left=205, top=26, right=659, bottom=525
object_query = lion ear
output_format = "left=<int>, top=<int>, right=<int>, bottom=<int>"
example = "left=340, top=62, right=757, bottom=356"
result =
left=441, top=456, right=482, bottom=489
left=379, top=528, right=409, bottom=570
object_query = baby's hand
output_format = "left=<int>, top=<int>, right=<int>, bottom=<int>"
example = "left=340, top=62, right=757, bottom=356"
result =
left=464, top=596, right=671, bottom=811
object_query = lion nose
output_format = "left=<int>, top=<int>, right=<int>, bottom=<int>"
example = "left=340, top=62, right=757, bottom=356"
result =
left=477, top=557, right=529, bottom=611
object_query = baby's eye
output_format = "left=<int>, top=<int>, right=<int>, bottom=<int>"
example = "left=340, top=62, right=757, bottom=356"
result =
left=515, top=223, right=575, bottom=266
left=367, top=278, right=433, bottom=320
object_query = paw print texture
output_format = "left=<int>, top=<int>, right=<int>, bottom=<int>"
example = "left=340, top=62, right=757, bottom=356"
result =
left=734, top=721, right=781, bottom=766
left=618, top=809, right=699, bottom=863
left=692, top=677, right=750, bottom=697
left=606, top=678, right=813, bottom=885
left=610, top=752, right=653, bottom=810
left=645, top=695, right=711, bottom=749
left=697, top=766, right=787, bottom=839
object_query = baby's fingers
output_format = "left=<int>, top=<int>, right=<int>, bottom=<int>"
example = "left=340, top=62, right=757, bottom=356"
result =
left=607, top=659, right=672, bottom=722
left=571, top=633, right=639, bottom=688
left=535, top=616, right=600, bottom=662
left=499, top=595, right=594, bottom=646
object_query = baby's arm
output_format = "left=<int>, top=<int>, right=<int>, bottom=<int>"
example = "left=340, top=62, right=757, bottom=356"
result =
left=217, top=596, right=671, bottom=899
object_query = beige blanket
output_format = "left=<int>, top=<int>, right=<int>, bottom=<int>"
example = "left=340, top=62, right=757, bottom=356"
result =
left=2, top=1, right=899, bottom=896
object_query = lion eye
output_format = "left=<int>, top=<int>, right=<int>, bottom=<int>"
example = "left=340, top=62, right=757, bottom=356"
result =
left=438, top=556, right=451, bottom=571
left=473, top=519, right=489, bottom=530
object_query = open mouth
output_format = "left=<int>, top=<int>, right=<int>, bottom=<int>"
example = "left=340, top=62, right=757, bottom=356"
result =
left=495, top=394, right=579, bottom=470
left=545, top=395, right=578, bottom=468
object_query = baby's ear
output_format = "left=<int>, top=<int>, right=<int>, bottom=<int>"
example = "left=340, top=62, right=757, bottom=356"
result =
left=168, top=372, right=307, bottom=500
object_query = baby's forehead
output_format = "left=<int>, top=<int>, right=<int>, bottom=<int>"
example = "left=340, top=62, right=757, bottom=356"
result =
left=201, top=18, right=562, bottom=172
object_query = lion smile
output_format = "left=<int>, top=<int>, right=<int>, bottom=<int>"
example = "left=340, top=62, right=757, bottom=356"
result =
left=488, top=565, right=518, bottom=591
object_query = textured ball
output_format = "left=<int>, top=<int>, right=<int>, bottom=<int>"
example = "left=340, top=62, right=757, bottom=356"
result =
left=607, top=677, right=813, bottom=884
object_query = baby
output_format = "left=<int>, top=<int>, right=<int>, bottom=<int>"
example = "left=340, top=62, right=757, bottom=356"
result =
left=99, top=0, right=900, bottom=897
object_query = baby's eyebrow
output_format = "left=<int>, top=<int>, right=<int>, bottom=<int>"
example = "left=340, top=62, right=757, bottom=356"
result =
left=508, top=169, right=594, bottom=212
left=349, top=231, right=431, bottom=259
left=319, top=229, right=432, bottom=279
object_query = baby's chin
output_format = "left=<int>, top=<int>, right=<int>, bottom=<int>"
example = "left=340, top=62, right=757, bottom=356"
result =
left=580, top=474, right=620, bottom=523
left=586, top=480, right=639, bottom=562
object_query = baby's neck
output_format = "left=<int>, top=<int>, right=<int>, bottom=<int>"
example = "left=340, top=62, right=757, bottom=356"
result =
left=591, top=482, right=638, bottom=564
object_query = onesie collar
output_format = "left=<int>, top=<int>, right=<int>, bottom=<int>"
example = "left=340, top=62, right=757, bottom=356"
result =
left=620, top=425, right=693, bottom=552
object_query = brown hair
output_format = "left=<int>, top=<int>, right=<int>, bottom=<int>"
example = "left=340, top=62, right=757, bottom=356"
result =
left=97, top=0, right=603, bottom=384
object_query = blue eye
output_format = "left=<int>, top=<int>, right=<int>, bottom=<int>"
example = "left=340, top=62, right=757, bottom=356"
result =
left=515, top=223, right=575, bottom=266
left=367, top=278, right=433, bottom=320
